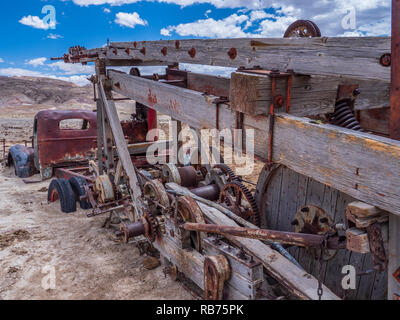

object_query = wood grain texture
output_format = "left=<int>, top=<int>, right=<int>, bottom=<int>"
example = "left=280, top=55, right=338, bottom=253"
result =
left=248, top=114, right=400, bottom=217
left=230, top=72, right=338, bottom=116
left=255, top=166, right=387, bottom=299
left=107, top=37, right=390, bottom=81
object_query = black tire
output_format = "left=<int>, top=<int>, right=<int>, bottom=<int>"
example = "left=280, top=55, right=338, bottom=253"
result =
left=69, top=176, right=92, bottom=210
left=48, top=178, right=77, bottom=213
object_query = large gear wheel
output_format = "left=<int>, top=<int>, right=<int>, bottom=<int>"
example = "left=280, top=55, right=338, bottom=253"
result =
left=177, top=196, right=206, bottom=252
left=284, top=20, right=321, bottom=38
left=219, top=181, right=261, bottom=227
left=213, top=164, right=238, bottom=182
left=144, top=212, right=158, bottom=243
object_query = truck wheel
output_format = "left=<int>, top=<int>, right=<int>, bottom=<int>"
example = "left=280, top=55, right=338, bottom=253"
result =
left=69, top=176, right=92, bottom=210
left=48, top=179, right=77, bottom=213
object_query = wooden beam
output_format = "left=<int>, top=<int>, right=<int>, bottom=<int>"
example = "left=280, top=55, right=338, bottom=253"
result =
left=108, top=37, right=390, bottom=81
left=230, top=71, right=339, bottom=116
left=98, top=81, right=142, bottom=202
left=187, top=72, right=230, bottom=97
left=250, top=114, right=400, bottom=216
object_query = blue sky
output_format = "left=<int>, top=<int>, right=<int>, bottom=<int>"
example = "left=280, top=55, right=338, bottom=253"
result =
left=0, top=0, right=391, bottom=85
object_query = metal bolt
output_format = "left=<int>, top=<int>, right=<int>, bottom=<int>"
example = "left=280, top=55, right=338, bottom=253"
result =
left=291, top=219, right=299, bottom=226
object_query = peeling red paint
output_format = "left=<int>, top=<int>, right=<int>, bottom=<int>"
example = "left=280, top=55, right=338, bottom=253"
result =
left=147, top=89, right=158, bottom=106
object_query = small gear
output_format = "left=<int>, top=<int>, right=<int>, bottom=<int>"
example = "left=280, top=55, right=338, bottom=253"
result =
left=144, top=212, right=158, bottom=242
left=213, top=164, right=238, bottom=182
left=219, top=181, right=261, bottom=227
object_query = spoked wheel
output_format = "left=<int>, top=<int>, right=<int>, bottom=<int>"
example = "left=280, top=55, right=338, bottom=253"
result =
left=284, top=20, right=321, bottom=38
left=219, top=180, right=261, bottom=227
left=255, top=165, right=387, bottom=299
left=48, top=178, right=77, bottom=213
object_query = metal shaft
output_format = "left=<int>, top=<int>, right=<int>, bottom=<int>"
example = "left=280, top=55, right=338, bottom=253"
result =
left=182, top=223, right=345, bottom=249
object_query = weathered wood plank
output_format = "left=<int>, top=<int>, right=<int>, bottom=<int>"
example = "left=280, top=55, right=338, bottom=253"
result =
left=107, top=37, right=390, bottom=81
left=187, top=72, right=230, bottom=97
left=230, top=72, right=339, bottom=116
left=98, top=82, right=142, bottom=201
left=246, top=114, right=400, bottom=217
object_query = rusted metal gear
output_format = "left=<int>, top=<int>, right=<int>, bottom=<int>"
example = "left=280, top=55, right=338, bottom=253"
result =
left=144, top=212, right=158, bottom=242
left=284, top=20, right=321, bottom=38
left=219, top=181, right=261, bottom=227
left=144, top=179, right=170, bottom=208
left=213, top=163, right=238, bottom=182
left=177, top=196, right=206, bottom=252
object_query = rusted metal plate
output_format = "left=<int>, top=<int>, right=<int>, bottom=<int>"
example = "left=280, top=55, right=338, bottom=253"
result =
left=34, top=110, right=97, bottom=168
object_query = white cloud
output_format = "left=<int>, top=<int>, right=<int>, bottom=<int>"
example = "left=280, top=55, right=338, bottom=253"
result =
left=0, top=58, right=4, bottom=63
left=115, top=12, right=147, bottom=28
left=104, top=8, right=111, bottom=13
left=49, top=61, right=95, bottom=75
left=27, top=57, right=47, bottom=67
left=160, top=28, right=172, bottom=36
left=19, top=15, right=56, bottom=30
left=0, top=68, right=90, bottom=86
left=69, top=0, right=391, bottom=37
left=163, top=14, right=252, bottom=38
left=47, top=33, right=63, bottom=39
left=250, top=10, right=272, bottom=21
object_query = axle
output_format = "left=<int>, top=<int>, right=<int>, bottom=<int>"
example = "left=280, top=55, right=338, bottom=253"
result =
left=182, top=223, right=346, bottom=249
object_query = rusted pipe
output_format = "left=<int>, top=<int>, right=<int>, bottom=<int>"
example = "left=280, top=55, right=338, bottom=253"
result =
left=182, top=223, right=346, bottom=249
left=120, top=221, right=146, bottom=243
left=390, top=0, right=400, bottom=139
left=190, top=184, right=220, bottom=201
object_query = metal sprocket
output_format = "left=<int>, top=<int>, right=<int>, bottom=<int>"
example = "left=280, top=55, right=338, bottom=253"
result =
left=219, top=181, right=261, bottom=227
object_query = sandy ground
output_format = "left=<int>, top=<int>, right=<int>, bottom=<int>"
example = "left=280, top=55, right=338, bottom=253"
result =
left=0, top=165, right=191, bottom=300
left=0, top=104, right=192, bottom=300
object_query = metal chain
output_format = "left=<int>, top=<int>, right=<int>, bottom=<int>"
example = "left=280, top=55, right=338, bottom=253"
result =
left=317, top=236, right=328, bottom=300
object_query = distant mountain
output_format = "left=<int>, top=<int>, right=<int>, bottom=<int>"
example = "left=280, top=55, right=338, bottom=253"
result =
left=0, top=76, right=94, bottom=107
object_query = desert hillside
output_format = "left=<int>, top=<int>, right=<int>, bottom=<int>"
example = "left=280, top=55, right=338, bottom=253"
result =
left=0, top=76, right=94, bottom=108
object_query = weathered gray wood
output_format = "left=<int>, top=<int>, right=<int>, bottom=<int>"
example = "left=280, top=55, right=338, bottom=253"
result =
left=389, top=214, right=400, bottom=300
left=359, top=107, right=390, bottom=135
left=247, top=114, right=400, bottom=217
left=167, top=182, right=340, bottom=300
left=187, top=72, right=230, bottom=97
left=256, top=166, right=387, bottom=299
left=107, top=37, right=390, bottom=81
left=230, top=72, right=339, bottom=116
left=98, top=82, right=142, bottom=201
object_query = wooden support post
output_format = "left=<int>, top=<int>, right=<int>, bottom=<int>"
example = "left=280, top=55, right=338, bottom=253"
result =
left=389, top=214, right=400, bottom=299
left=96, top=99, right=104, bottom=175
left=98, top=80, right=142, bottom=205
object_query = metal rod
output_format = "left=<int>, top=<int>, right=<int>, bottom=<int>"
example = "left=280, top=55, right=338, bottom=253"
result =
left=390, top=0, right=400, bottom=139
left=182, top=223, right=345, bottom=249
left=166, top=188, right=304, bottom=269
